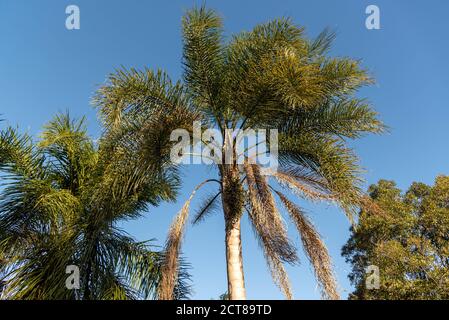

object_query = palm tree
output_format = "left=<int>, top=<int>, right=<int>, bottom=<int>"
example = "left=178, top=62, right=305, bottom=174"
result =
left=0, top=113, right=190, bottom=299
left=94, top=6, right=384, bottom=300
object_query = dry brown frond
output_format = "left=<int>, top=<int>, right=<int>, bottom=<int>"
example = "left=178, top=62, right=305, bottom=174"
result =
left=243, top=203, right=293, bottom=300
left=266, top=252, right=293, bottom=300
left=157, top=179, right=216, bottom=300
left=244, top=162, right=297, bottom=263
left=157, top=200, right=190, bottom=300
left=276, top=191, right=339, bottom=300
left=272, top=170, right=335, bottom=202
left=252, top=164, right=278, bottom=213
left=277, top=164, right=330, bottom=192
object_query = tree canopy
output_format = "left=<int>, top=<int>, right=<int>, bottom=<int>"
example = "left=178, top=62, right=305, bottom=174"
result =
left=0, top=113, right=190, bottom=299
left=343, top=177, right=449, bottom=299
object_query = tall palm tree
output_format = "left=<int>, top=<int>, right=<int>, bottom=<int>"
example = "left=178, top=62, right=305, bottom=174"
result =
left=0, top=113, right=190, bottom=299
left=94, top=6, right=385, bottom=300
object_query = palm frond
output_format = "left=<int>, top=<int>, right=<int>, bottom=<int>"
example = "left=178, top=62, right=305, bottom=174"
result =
left=0, top=112, right=184, bottom=300
left=278, top=133, right=365, bottom=223
left=38, top=112, right=97, bottom=194
left=307, top=27, right=336, bottom=58
left=242, top=204, right=294, bottom=300
left=0, top=127, right=43, bottom=180
left=244, top=162, right=297, bottom=263
left=192, top=191, right=221, bottom=225
left=279, top=98, right=386, bottom=140
left=158, top=179, right=215, bottom=299
left=266, top=252, right=293, bottom=300
left=272, top=170, right=335, bottom=202
left=276, top=191, right=339, bottom=300
left=182, top=5, right=224, bottom=121
left=158, top=199, right=191, bottom=300
left=93, top=67, right=198, bottom=130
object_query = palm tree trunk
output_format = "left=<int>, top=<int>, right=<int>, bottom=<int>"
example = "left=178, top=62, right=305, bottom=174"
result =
left=225, top=217, right=246, bottom=299
left=221, top=165, right=246, bottom=300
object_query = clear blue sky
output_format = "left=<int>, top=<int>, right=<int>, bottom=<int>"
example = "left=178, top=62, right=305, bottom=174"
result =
left=1, top=0, right=448, bottom=299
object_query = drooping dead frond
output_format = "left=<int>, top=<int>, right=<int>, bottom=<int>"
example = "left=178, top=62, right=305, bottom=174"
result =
left=266, top=249, right=293, bottom=299
left=242, top=204, right=293, bottom=300
left=277, top=164, right=330, bottom=192
left=244, top=162, right=297, bottom=264
left=157, top=201, right=190, bottom=300
left=276, top=191, right=339, bottom=300
left=157, top=179, right=217, bottom=300
left=252, top=164, right=278, bottom=213
left=272, top=170, right=335, bottom=202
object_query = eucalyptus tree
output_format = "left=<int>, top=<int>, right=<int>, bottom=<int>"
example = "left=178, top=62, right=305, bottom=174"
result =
left=0, top=113, right=190, bottom=299
left=94, top=6, right=384, bottom=300
left=343, top=178, right=449, bottom=299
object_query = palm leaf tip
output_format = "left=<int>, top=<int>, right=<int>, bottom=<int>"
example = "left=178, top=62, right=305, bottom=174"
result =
left=244, top=162, right=298, bottom=264
left=276, top=191, right=339, bottom=300
left=157, top=179, right=215, bottom=299
left=158, top=200, right=191, bottom=300
left=266, top=252, right=293, bottom=300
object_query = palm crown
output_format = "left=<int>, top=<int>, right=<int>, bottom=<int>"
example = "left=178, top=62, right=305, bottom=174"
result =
left=0, top=114, right=190, bottom=299
left=94, top=6, right=385, bottom=300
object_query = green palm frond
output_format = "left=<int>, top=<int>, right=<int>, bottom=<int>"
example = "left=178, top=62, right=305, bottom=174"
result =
left=0, top=112, right=192, bottom=300
left=182, top=5, right=225, bottom=123
left=307, top=27, right=336, bottom=58
left=278, top=133, right=364, bottom=223
left=279, top=98, right=385, bottom=139
left=0, top=127, right=43, bottom=180
left=39, top=112, right=97, bottom=194
left=93, top=68, right=197, bottom=130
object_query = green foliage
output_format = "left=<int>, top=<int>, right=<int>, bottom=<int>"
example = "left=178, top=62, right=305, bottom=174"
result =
left=342, top=178, right=449, bottom=299
left=0, top=113, right=191, bottom=300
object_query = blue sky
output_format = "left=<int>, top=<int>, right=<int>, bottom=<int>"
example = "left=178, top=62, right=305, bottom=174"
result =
left=1, top=0, right=449, bottom=299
